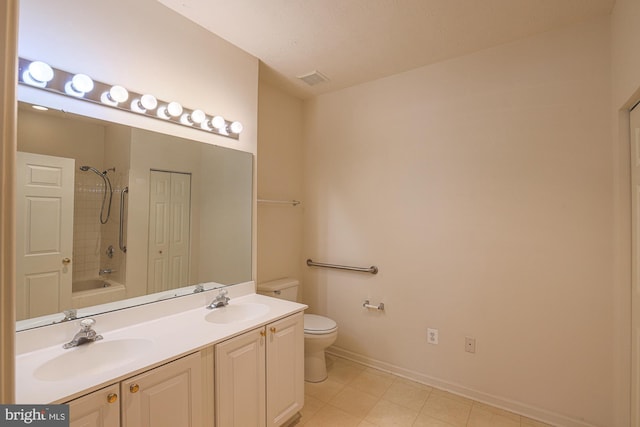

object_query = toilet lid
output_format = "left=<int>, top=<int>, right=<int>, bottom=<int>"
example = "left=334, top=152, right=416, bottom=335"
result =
left=304, top=314, right=337, bottom=335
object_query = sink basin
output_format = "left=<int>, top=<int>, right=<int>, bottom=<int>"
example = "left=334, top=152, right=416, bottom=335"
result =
left=34, top=338, right=153, bottom=381
left=205, top=303, right=270, bottom=324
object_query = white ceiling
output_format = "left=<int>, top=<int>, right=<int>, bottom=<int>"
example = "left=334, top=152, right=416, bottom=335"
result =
left=157, top=0, right=615, bottom=99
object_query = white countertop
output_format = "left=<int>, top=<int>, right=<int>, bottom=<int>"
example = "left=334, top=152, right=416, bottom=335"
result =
left=15, top=288, right=307, bottom=404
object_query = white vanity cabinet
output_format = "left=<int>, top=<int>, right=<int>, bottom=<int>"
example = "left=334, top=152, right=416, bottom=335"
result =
left=215, top=311, right=304, bottom=427
left=68, top=384, right=120, bottom=427
left=67, top=352, right=202, bottom=427
left=121, top=351, right=202, bottom=427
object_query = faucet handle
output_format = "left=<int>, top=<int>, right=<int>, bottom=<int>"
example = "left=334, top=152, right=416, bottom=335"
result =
left=80, top=318, right=96, bottom=330
left=218, top=289, right=228, bottom=297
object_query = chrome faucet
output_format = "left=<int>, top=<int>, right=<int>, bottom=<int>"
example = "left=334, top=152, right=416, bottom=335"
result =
left=57, top=309, right=77, bottom=323
left=206, top=289, right=230, bottom=309
left=99, top=268, right=116, bottom=276
left=63, top=318, right=103, bottom=349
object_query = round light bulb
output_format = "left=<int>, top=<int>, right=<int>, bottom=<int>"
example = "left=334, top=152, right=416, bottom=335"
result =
left=230, top=121, right=243, bottom=134
left=65, top=74, right=94, bottom=97
left=132, top=94, right=158, bottom=113
left=109, top=85, right=129, bottom=103
left=23, top=61, right=54, bottom=87
left=71, top=74, right=94, bottom=93
left=140, top=94, right=158, bottom=110
left=190, top=109, right=206, bottom=124
left=167, top=101, right=183, bottom=117
left=211, top=115, right=226, bottom=130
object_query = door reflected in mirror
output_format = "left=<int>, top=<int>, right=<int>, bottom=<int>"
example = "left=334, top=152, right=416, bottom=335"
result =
left=16, top=103, right=253, bottom=330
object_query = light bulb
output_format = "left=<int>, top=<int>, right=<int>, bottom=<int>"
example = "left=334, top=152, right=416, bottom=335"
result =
left=210, top=115, right=226, bottom=130
left=23, top=61, right=54, bottom=88
left=230, top=121, right=243, bottom=134
left=180, top=109, right=206, bottom=126
left=167, top=101, right=183, bottom=117
left=190, top=109, right=206, bottom=124
left=157, top=105, right=171, bottom=119
left=131, top=94, right=158, bottom=113
left=64, top=74, right=94, bottom=97
left=101, top=85, right=129, bottom=106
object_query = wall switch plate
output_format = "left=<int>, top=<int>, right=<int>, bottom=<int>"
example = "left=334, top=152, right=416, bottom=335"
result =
left=465, top=336, right=476, bottom=353
left=427, top=328, right=439, bottom=344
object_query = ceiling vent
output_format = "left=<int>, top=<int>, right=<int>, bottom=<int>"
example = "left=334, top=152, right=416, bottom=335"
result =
left=297, top=70, right=330, bottom=86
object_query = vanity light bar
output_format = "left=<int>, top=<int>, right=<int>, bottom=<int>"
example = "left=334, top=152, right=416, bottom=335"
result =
left=17, top=58, right=243, bottom=140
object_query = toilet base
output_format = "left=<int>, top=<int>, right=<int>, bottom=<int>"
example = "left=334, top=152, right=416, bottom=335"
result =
left=304, top=350, right=328, bottom=382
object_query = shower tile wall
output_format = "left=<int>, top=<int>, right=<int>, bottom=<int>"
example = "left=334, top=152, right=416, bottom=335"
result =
left=73, top=170, right=127, bottom=284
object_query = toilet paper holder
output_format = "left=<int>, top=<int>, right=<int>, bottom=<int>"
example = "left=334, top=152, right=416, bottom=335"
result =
left=363, top=300, right=385, bottom=311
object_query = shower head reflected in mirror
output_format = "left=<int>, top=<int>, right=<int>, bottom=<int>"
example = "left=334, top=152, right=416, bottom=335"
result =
left=79, top=165, right=113, bottom=224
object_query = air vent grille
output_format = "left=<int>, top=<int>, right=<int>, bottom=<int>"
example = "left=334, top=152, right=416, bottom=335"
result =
left=297, top=70, right=330, bottom=86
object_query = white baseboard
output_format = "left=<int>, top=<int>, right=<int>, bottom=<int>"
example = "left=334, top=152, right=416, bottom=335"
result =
left=327, top=346, right=599, bottom=427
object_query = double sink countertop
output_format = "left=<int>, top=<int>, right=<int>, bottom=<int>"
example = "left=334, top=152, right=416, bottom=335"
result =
left=15, top=282, right=307, bottom=404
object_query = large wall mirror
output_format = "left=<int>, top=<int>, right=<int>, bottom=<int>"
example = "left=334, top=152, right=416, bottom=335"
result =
left=16, top=102, right=253, bottom=331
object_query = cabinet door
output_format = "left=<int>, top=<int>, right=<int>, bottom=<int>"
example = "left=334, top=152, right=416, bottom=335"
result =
left=266, top=312, right=304, bottom=427
left=68, top=384, right=120, bottom=427
left=121, top=352, right=202, bottom=427
left=215, top=328, right=266, bottom=427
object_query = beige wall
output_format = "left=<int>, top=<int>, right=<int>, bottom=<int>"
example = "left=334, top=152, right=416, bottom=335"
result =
left=301, top=17, right=612, bottom=426
left=257, top=82, right=304, bottom=285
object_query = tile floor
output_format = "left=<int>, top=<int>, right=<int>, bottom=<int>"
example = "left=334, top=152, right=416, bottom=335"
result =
left=298, top=355, right=554, bottom=427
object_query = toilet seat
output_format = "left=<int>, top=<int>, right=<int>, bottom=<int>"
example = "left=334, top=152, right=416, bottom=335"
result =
left=304, top=314, right=337, bottom=335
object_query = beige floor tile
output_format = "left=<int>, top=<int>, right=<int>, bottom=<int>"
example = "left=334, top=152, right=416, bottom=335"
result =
left=305, top=378, right=345, bottom=403
left=521, top=417, right=555, bottom=427
left=350, top=370, right=395, bottom=398
left=412, top=412, right=458, bottom=427
left=364, top=399, right=419, bottom=427
left=326, top=357, right=366, bottom=385
left=329, top=386, right=380, bottom=418
left=358, top=421, right=378, bottom=427
left=471, top=403, right=520, bottom=422
left=302, top=404, right=363, bottom=427
left=419, top=394, right=472, bottom=427
left=467, top=405, right=520, bottom=427
left=300, top=394, right=325, bottom=422
left=382, top=378, right=432, bottom=411
left=429, top=389, right=474, bottom=405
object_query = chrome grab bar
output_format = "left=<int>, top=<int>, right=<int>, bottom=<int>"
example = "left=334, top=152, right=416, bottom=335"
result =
left=119, top=187, right=128, bottom=253
left=306, top=259, right=378, bottom=274
left=257, top=198, right=300, bottom=206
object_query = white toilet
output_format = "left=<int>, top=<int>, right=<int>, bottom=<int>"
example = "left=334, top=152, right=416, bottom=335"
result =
left=257, top=278, right=338, bottom=383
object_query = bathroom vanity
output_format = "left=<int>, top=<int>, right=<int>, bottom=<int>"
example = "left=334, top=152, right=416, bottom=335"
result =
left=15, top=282, right=307, bottom=427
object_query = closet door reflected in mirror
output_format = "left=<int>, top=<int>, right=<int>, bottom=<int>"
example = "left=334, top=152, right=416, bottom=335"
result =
left=147, top=170, right=192, bottom=293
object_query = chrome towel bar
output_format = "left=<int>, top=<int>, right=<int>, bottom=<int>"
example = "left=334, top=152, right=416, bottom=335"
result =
left=306, top=259, right=379, bottom=274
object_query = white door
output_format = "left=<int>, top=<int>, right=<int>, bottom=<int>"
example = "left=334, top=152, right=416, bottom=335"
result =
left=169, top=172, right=190, bottom=287
left=147, top=170, right=191, bottom=293
left=631, top=106, right=640, bottom=427
left=147, top=171, right=170, bottom=293
left=15, top=152, right=74, bottom=320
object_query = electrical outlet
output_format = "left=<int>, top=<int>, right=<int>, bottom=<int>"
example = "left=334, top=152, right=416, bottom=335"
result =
left=427, top=328, right=439, bottom=344
left=465, top=336, right=476, bottom=353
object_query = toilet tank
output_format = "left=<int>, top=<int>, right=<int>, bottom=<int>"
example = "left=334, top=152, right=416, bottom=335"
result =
left=257, top=278, right=299, bottom=302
